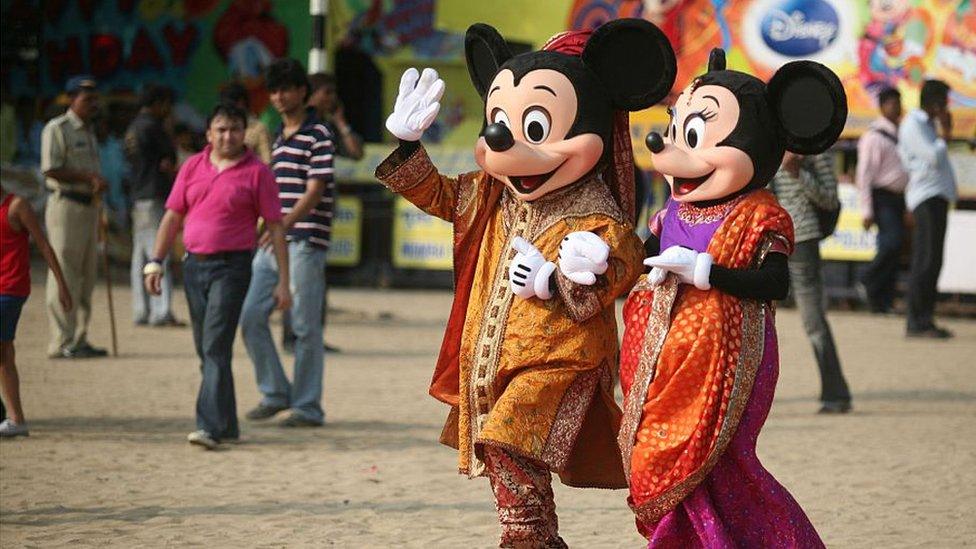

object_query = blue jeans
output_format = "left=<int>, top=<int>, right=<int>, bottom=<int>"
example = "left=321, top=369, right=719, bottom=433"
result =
left=183, top=251, right=253, bottom=440
left=240, top=240, right=327, bottom=423
left=860, top=188, right=905, bottom=312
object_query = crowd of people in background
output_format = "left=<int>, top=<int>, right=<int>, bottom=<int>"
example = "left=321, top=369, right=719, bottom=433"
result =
left=0, top=61, right=964, bottom=439
left=0, top=58, right=357, bottom=443
left=854, top=79, right=959, bottom=339
left=765, top=78, right=960, bottom=418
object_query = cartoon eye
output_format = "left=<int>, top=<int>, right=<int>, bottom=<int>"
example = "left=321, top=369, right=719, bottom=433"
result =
left=665, top=108, right=677, bottom=142
left=522, top=107, right=551, bottom=144
left=491, top=108, right=511, bottom=128
left=684, top=115, right=706, bottom=149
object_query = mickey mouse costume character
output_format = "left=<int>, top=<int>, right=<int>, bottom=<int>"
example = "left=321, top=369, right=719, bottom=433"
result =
left=374, top=19, right=676, bottom=547
left=568, top=49, right=847, bottom=546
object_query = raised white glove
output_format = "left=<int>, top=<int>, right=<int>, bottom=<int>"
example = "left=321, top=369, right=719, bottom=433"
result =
left=509, top=237, right=557, bottom=300
left=558, top=231, right=610, bottom=286
left=385, top=68, right=445, bottom=142
left=643, top=245, right=713, bottom=290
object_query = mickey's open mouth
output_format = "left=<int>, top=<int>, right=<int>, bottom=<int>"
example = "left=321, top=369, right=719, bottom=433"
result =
left=508, top=164, right=563, bottom=194
left=672, top=171, right=714, bottom=196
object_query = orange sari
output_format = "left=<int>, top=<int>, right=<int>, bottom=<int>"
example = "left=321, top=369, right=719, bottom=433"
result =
left=617, top=190, right=794, bottom=528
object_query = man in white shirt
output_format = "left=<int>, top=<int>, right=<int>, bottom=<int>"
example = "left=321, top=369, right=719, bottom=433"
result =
left=897, top=79, right=957, bottom=338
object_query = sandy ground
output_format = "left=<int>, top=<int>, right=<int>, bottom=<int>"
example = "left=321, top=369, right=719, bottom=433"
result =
left=1, top=275, right=975, bottom=548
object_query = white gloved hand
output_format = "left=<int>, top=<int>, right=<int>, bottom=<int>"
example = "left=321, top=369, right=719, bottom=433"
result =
left=647, top=265, right=668, bottom=286
left=509, top=237, right=557, bottom=300
left=643, top=245, right=713, bottom=290
left=385, top=68, right=446, bottom=142
left=558, top=231, right=610, bottom=286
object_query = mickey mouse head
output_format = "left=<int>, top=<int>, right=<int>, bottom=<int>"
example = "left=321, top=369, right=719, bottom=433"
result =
left=646, top=49, right=848, bottom=203
left=464, top=19, right=676, bottom=202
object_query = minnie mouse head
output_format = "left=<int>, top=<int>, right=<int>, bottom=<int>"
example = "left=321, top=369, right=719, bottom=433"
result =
left=646, top=49, right=848, bottom=204
left=465, top=19, right=676, bottom=202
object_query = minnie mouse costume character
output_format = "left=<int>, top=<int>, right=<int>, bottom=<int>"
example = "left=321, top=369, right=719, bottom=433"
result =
left=567, top=49, right=847, bottom=546
left=375, top=19, right=676, bottom=547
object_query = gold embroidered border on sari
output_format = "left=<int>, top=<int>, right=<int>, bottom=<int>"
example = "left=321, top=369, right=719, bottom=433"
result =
left=632, top=301, right=765, bottom=524
left=617, top=276, right=679, bottom=481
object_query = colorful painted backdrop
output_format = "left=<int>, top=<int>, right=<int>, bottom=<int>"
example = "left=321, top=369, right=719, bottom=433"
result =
left=565, top=0, right=975, bottom=142
left=4, top=0, right=312, bottom=119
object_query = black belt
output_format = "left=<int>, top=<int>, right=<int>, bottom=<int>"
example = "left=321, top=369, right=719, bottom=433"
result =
left=56, top=190, right=94, bottom=205
left=186, top=250, right=253, bottom=262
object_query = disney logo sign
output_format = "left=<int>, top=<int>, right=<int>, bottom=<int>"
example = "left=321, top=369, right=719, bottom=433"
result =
left=761, top=0, right=840, bottom=56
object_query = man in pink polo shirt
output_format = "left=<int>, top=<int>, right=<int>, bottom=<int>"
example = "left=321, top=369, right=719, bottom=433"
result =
left=144, top=103, right=291, bottom=450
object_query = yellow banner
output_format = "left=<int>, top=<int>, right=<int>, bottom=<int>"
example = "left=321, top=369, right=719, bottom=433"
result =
left=820, top=183, right=876, bottom=262
left=334, top=143, right=479, bottom=183
left=326, top=196, right=362, bottom=267
left=435, top=0, right=573, bottom=47
left=392, top=197, right=455, bottom=270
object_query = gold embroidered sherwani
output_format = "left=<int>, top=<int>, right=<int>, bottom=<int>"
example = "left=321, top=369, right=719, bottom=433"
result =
left=376, top=144, right=643, bottom=488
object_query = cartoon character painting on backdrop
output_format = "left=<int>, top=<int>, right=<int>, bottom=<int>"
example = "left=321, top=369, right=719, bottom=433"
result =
left=213, top=0, right=288, bottom=115
left=374, top=18, right=677, bottom=547
left=568, top=0, right=729, bottom=95
left=933, top=0, right=976, bottom=109
left=568, top=48, right=848, bottom=546
left=858, top=0, right=934, bottom=94
left=642, top=0, right=728, bottom=94
left=569, top=0, right=975, bottom=138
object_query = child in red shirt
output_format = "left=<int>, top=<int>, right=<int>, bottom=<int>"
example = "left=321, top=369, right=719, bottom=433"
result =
left=0, top=187, right=73, bottom=437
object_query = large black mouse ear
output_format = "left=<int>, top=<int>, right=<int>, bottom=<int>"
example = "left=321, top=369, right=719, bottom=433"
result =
left=581, top=18, right=676, bottom=111
left=465, top=24, right=513, bottom=98
left=767, top=61, right=848, bottom=154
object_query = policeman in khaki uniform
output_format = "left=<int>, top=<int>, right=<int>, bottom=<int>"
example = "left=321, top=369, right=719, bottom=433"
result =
left=40, top=76, right=109, bottom=358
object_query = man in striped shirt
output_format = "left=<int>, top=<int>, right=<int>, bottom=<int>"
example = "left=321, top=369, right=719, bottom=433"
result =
left=771, top=152, right=852, bottom=414
left=240, top=58, right=335, bottom=427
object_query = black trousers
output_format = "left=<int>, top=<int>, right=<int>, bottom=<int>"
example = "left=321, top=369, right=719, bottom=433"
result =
left=861, top=188, right=906, bottom=311
left=906, top=197, right=948, bottom=331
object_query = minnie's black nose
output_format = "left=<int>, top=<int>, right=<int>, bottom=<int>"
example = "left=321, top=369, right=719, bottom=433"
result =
left=484, top=123, right=515, bottom=152
left=645, top=131, right=665, bottom=153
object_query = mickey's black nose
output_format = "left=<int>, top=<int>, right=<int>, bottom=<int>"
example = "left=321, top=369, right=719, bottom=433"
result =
left=645, top=132, right=665, bottom=153
left=484, top=123, right=515, bottom=152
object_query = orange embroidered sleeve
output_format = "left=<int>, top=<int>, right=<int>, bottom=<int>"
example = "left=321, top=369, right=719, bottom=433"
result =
left=375, top=143, right=464, bottom=222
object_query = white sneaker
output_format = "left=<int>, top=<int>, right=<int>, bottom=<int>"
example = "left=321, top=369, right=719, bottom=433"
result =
left=187, top=430, right=218, bottom=450
left=0, top=419, right=30, bottom=438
